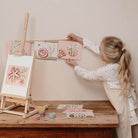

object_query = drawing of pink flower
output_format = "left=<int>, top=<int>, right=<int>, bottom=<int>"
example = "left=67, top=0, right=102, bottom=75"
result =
left=8, top=67, right=21, bottom=81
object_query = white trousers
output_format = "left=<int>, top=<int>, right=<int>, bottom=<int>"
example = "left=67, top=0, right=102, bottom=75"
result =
left=103, top=82, right=132, bottom=138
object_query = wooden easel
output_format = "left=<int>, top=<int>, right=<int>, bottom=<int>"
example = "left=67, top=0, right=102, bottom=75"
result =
left=0, top=12, right=39, bottom=118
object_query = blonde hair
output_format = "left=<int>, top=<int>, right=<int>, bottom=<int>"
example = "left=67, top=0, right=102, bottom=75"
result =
left=101, top=36, right=131, bottom=95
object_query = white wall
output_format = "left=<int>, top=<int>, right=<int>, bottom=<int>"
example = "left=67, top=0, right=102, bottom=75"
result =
left=0, top=0, right=138, bottom=136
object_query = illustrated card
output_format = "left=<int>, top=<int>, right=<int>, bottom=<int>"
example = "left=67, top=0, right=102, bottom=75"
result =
left=34, top=41, right=58, bottom=60
left=58, top=41, right=82, bottom=60
left=7, top=41, right=32, bottom=56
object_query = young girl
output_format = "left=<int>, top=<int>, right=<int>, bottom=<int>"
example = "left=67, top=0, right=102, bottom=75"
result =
left=66, top=33, right=138, bottom=138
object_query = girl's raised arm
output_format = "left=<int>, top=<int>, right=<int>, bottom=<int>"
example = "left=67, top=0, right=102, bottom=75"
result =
left=83, top=38, right=100, bottom=55
left=67, top=33, right=100, bottom=55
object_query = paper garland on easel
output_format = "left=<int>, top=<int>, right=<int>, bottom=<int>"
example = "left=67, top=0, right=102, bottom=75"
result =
left=7, top=40, right=83, bottom=61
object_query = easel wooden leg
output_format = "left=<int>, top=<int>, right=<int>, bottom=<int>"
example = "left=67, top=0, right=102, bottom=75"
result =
left=0, top=96, right=6, bottom=109
left=5, top=103, right=19, bottom=110
left=24, top=99, right=29, bottom=114
left=23, top=108, right=38, bottom=118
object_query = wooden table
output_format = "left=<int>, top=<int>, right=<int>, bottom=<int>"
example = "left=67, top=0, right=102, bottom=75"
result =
left=0, top=101, right=119, bottom=138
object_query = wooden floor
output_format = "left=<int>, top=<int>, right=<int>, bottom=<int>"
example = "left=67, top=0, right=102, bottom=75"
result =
left=0, top=101, right=119, bottom=138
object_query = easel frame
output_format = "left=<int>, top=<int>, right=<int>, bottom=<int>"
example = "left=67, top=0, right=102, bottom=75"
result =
left=0, top=13, right=39, bottom=118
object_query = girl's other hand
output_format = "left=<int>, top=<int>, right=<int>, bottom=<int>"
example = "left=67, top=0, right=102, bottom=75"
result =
left=66, top=59, right=78, bottom=67
left=67, top=33, right=83, bottom=45
left=67, top=33, right=77, bottom=41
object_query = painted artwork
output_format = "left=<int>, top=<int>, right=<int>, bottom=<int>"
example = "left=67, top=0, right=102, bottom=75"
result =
left=7, top=41, right=32, bottom=56
left=34, top=41, right=58, bottom=60
left=58, top=41, right=82, bottom=60
left=5, top=65, right=29, bottom=87
left=1, top=55, right=33, bottom=97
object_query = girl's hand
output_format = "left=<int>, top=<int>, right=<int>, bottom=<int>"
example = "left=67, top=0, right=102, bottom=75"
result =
left=67, top=33, right=77, bottom=41
left=66, top=59, right=78, bottom=67
left=67, top=33, right=83, bottom=45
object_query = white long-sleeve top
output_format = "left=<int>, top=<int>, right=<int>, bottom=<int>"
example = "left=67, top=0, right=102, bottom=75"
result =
left=74, top=38, right=121, bottom=89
